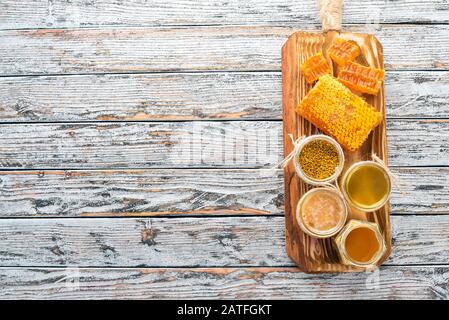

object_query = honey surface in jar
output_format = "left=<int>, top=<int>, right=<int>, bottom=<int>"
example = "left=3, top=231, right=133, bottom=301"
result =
left=328, top=38, right=360, bottom=66
left=345, top=163, right=390, bottom=210
left=300, top=52, right=332, bottom=84
left=301, top=189, right=345, bottom=233
left=338, top=61, right=385, bottom=95
left=344, top=227, right=380, bottom=263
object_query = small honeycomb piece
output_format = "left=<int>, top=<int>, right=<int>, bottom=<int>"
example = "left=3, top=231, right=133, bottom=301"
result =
left=338, top=61, right=385, bottom=95
left=328, top=38, right=360, bottom=66
left=300, top=52, right=332, bottom=84
left=296, top=75, right=382, bottom=151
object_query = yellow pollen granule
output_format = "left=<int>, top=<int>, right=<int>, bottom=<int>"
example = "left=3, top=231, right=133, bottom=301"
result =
left=298, top=140, right=339, bottom=180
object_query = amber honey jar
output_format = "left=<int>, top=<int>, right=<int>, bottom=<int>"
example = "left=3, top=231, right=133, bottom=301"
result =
left=334, top=220, right=387, bottom=267
left=296, top=187, right=348, bottom=238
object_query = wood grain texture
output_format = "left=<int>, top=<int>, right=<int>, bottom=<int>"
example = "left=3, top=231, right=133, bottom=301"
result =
left=1, top=0, right=448, bottom=29
left=0, top=72, right=281, bottom=122
left=0, top=0, right=447, bottom=300
left=0, top=169, right=284, bottom=217
left=282, top=31, right=390, bottom=272
left=0, top=121, right=282, bottom=169
left=1, top=25, right=449, bottom=76
left=1, top=266, right=448, bottom=300
left=0, top=167, right=447, bottom=218
left=1, top=71, right=448, bottom=122
left=0, top=120, right=447, bottom=169
left=386, top=71, right=449, bottom=118
left=0, top=216, right=448, bottom=267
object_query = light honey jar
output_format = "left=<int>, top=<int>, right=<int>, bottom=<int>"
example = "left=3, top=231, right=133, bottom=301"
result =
left=341, top=161, right=392, bottom=212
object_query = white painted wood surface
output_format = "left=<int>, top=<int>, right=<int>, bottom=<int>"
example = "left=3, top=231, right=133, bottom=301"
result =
left=0, top=167, right=447, bottom=217
left=1, top=0, right=448, bottom=29
left=0, top=25, right=449, bottom=76
left=0, top=0, right=448, bottom=300
left=0, top=120, right=447, bottom=168
left=1, top=267, right=448, bottom=299
left=0, top=216, right=448, bottom=266
left=1, top=71, right=448, bottom=122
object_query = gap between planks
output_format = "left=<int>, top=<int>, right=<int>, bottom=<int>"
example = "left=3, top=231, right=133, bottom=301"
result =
left=1, top=212, right=449, bottom=220
left=2, top=21, right=449, bottom=33
left=1, top=118, right=449, bottom=125
left=0, top=264, right=448, bottom=269
left=0, top=68, right=445, bottom=78
left=1, top=165, right=449, bottom=170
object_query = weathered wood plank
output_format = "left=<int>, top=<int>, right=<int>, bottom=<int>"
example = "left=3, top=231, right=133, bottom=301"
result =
left=0, top=120, right=447, bottom=169
left=391, top=168, right=449, bottom=215
left=0, top=167, right=446, bottom=218
left=0, top=266, right=448, bottom=300
left=0, top=169, right=284, bottom=217
left=0, top=25, right=448, bottom=75
left=0, top=71, right=448, bottom=122
left=0, top=216, right=447, bottom=266
left=0, top=72, right=281, bottom=121
left=387, top=119, right=449, bottom=167
left=387, top=71, right=449, bottom=118
left=0, top=121, right=282, bottom=169
left=1, top=0, right=448, bottom=30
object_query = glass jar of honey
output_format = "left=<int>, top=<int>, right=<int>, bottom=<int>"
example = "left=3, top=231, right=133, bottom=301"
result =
left=296, top=187, right=348, bottom=238
left=341, top=161, right=392, bottom=212
left=334, top=220, right=387, bottom=267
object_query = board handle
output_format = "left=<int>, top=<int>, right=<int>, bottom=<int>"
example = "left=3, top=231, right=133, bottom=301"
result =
left=318, top=0, right=344, bottom=31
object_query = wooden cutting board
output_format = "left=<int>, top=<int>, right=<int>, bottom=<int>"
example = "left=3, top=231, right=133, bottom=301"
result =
left=281, top=1, right=391, bottom=273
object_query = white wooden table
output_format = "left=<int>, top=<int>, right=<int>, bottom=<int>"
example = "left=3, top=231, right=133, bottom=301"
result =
left=0, top=0, right=448, bottom=299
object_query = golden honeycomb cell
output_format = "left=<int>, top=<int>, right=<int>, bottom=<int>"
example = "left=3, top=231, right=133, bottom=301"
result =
left=328, top=38, right=360, bottom=66
left=338, top=61, right=385, bottom=95
left=295, top=75, right=382, bottom=151
left=300, top=52, right=332, bottom=84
